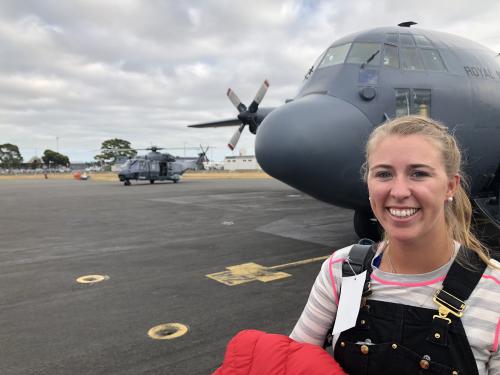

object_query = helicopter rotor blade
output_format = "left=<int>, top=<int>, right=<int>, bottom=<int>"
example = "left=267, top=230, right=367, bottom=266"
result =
left=227, top=89, right=247, bottom=113
left=248, top=79, right=269, bottom=113
left=228, top=125, right=245, bottom=151
left=199, top=144, right=209, bottom=155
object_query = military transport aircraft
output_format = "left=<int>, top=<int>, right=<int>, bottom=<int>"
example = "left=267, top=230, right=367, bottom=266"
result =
left=189, top=22, right=500, bottom=240
left=117, top=146, right=208, bottom=185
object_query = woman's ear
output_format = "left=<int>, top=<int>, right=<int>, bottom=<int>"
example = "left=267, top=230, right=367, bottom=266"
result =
left=447, top=174, right=460, bottom=197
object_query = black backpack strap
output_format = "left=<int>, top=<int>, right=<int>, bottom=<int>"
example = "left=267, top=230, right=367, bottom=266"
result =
left=427, top=247, right=487, bottom=346
left=323, top=241, right=377, bottom=348
left=342, top=242, right=377, bottom=298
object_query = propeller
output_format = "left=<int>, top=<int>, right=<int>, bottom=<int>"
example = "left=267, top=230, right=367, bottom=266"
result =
left=227, top=80, right=269, bottom=150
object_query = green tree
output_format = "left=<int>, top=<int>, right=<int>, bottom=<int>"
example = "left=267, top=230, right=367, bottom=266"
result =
left=42, top=149, right=70, bottom=167
left=0, top=143, right=23, bottom=168
left=94, top=138, right=137, bottom=164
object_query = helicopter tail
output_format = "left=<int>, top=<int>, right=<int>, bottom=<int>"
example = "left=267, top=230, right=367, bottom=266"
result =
left=196, top=145, right=210, bottom=170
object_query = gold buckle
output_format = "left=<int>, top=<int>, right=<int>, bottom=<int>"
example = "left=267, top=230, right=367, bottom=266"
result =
left=432, top=289, right=466, bottom=323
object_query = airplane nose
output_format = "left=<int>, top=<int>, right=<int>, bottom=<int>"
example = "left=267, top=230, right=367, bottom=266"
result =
left=255, top=94, right=374, bottom=209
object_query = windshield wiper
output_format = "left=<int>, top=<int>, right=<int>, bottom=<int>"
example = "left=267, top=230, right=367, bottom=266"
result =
left=361, top=50, right=380, bottom=69
left=304, top=65, right=314, bottom=80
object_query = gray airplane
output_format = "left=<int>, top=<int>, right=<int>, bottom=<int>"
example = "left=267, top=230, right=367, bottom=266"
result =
left=189, top=23, right=500, bottom=240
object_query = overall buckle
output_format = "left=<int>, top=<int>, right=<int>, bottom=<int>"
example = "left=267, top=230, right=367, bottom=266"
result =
left=432, top=289, right=466, bottom=324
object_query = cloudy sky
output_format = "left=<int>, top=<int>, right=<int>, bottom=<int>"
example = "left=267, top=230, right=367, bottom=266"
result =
left=1, top=0, right=499, bottom=162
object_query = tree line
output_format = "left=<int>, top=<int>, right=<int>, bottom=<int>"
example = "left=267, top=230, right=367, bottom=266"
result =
left=0, top=138, right=135, bottom=169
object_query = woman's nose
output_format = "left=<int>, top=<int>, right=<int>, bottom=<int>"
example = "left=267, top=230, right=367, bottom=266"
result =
left=390, top=177, right=411, bottom=199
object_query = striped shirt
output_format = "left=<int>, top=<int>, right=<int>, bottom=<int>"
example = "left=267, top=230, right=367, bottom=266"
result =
left=290, top=243, right=500, bottom=375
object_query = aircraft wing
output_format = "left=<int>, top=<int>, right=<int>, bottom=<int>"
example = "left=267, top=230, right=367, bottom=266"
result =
left=188, top=118, right=241, bottom=128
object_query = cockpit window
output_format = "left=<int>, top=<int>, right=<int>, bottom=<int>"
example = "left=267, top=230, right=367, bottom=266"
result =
left=400, top=34, right=415, bottom=47
left=123, top=160, right=135, bottom=168
left=395, top=89, right=411, bottom=117
left=400, top=48, right=425, bottom=70
left=395, top=88, right=431, bottom=117
left=413, top=34, right=433, bottom=48
left=346, top=43, right=381, bottom=65
left=383, top=44, right=399, bottom=68
left=318, top=43, right=351, bottom=68
left=420, top=49, right=446, bottom=71
left=411, top=89, right=431, bottom=116
left=386, top=33, right=399, bottom=44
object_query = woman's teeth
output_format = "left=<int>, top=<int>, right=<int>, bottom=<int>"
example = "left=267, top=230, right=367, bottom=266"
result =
left=389, top=208, right=419, bottom=218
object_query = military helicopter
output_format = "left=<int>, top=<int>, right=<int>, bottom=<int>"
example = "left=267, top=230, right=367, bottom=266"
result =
left=117, top=146, right=208, bottom=185
left=189, top=22, right=500, bottom=240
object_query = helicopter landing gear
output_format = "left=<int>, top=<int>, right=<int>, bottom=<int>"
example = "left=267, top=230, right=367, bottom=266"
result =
left=150, top=180, right=155, bottom=184
left=124, top=179, right=131, bottom=186
left=354, top=209, right=382, bottom=241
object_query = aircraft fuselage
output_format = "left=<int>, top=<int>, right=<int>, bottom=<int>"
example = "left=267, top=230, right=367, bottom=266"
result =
left=255, top=26, right=500, bottom=214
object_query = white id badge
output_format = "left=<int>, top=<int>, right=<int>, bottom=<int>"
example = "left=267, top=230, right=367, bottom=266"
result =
left=332, top=270, right=366, bottom=336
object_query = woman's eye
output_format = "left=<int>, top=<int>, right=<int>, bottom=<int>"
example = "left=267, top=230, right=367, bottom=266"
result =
left=374, top=171, right=391, bottom=178
left=411, top=170, right=429, bottom=178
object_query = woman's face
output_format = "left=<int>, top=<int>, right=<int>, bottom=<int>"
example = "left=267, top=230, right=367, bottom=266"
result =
left=367, top=134, right=458, bottom=244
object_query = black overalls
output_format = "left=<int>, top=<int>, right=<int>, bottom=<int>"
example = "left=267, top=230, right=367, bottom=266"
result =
left=326, top=245, right=486, bottom=375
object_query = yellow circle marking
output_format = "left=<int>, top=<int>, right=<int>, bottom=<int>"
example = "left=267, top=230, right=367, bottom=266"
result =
left=148, top=323, right=189, bottom=340
left=76, top=274, right=109, bottom=284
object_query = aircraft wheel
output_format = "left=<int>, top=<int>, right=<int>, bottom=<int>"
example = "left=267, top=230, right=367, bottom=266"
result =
left=124, top=180, right=131, bottom=186
left=354, top=209, right=381, bottom=241
left=150, top=180, right=155, bottom=184
left=173, top=179, right=179, bottom=183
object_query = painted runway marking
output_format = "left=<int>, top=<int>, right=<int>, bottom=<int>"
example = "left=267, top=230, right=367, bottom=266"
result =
left=76, top=274, right=109, bottom=284
left=207, top=255, right=329, bottom=286
left=148, top=323, right=189, bottom=340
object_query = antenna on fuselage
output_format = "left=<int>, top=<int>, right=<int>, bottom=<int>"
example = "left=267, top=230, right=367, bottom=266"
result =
left=398, top=21, right=417, bottom=27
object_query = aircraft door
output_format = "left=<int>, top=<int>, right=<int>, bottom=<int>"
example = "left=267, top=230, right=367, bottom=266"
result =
left=159, top=162, right=167, bottom=176
left=150, top=160, right=160, bottom=179
left=138, top=160, right=149, bottom=180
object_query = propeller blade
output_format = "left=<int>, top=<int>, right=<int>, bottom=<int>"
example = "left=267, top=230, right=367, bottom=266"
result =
left=188, top=118, right=242, bottom=128
left=228, top=125, right=245, bottom=150
left=227, top=88, right=247, bottom=113
left=248, top=79, right=269, bottom=113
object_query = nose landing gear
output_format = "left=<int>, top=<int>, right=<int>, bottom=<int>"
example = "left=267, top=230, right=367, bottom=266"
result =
left=354, top=209, right=382, bottom=241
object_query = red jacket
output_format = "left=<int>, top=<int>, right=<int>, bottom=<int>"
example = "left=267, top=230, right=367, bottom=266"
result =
left=213, top=330, right=347, bottom=375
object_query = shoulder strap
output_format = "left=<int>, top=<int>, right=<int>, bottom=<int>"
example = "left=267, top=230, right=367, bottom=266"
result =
left=342, top=242, right=377, bottom=298
left=433, top=247, right=487, bottom=321
left=427, top=247, right=487, bottom=348
left=342, top=243, right=376, bottom=277
left=324, top=242, right=376, bottom=348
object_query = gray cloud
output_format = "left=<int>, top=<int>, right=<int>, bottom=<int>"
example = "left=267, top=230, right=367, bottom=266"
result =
left=0, top=0, right=499, bottom=161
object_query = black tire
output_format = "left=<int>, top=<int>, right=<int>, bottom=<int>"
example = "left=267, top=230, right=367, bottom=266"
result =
left=354, top=209, right=382, bottom=241
left=124, top=180, right=131, bottom=186
left=150, top=180, right=155, bottom=184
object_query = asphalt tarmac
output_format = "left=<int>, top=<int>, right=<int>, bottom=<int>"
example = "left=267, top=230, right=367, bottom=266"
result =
left=0, top=177, right=358, bottom=375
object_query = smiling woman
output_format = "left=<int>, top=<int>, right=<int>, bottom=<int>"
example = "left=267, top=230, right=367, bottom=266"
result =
left=290, top=116, right=500, bottom=375
left=362, top=116, right=489, bottom=269
left=365, top=126, right=459, bottom=272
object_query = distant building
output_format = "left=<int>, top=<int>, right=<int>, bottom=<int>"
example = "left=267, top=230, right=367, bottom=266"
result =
left=70, top=162, right=88, bottom=171
left=223, top=155, right=261, bottom=171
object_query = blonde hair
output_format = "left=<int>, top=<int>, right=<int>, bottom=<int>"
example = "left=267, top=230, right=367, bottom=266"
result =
left=362, top=115, right=496, bottom=269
